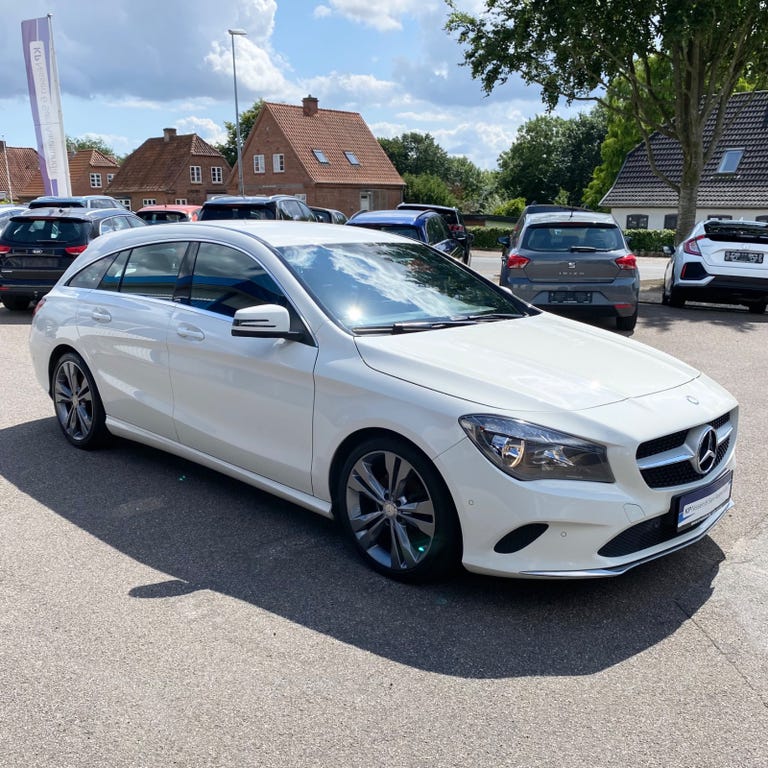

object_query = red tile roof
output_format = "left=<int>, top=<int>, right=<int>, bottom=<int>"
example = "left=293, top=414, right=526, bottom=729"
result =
left=0, top=144, right=44, bottom=201
left=107, top=131, right=228, bottom=193
left=254, top=101, right=404, bottom=186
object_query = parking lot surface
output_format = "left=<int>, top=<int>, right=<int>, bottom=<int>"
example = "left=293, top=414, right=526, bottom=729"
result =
left=1, top=292, right=766, bottom=767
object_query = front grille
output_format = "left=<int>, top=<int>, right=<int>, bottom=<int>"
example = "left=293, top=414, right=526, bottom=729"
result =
left=636, top=411, right=733, bottom=489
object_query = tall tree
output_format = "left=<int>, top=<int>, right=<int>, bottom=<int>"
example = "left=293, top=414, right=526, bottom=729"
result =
left=66, top=136, right=120, bottom=162
left=447, top=0, right=768, bottom=240
left=378, top=132, right=451, bottom=177
left=215, top=100, right=264, bottom=167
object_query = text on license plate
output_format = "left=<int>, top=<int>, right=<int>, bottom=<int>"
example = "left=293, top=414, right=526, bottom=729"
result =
left=677, top=470, right=732, bottom=530
left=549, top=291, right=592, bottom=304
left=724, top=250, right=764, bottom=263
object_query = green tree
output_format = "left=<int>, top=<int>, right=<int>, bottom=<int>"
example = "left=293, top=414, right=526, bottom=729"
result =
left=402, top=173, right=458, bottom=206
left=447, top=0, right=768, bottom=241
left=66, top=136, right=120, bottom=162
left=215, top=100, right=264, bottom=167
left=379, top=132, right=451, bottom=177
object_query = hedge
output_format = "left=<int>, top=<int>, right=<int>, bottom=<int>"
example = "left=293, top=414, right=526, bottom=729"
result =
left=468, top=226, right=676, bottom=254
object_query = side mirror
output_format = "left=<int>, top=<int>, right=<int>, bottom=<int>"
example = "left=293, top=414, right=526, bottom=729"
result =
left=662, top=245, right=674, bottom=256
left=231, top=304, right=306, bottom=341
left=497, top=235, right=510, bottom=247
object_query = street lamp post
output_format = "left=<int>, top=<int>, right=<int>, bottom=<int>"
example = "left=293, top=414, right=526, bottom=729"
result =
left=228, top=28, right=247, bottom=196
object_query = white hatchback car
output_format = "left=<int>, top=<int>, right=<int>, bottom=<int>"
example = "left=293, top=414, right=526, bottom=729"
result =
left=663, top=218, right=768, bottom=312
left=28, top=221, right=738, bottom=581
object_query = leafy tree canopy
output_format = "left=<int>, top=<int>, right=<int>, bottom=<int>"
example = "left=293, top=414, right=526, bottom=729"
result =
left=215, top=100, right=264, bottom=167
left=402, top=173, right=458, bottom=207
left=379, top=132, right=451, bottom=178
left=447, top=0, right=768, bottom=239
left=66, top=135, right=120, bottom=162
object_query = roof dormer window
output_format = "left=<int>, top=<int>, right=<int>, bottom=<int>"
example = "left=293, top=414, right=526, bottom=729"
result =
left=312, top=149, right=330, bottom=164
left=344, top=151, right=360, bottom=166
left=717, top=149, right=744, bottom=174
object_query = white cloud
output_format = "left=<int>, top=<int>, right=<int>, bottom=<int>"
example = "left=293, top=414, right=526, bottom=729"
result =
left=318, top=0, right=439, bottom=31
left=176, top=117, right=228, bottom=146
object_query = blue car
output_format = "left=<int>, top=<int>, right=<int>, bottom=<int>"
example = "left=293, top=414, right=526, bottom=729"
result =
left=346, top=208, right=468, bottom=263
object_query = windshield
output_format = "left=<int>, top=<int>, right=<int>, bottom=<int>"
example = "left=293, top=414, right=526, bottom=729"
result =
left=3, top=218, right=87, bottom=245
left=523, top=224, right=623, bottom=251
left=278, top=240, right=532, bottom=332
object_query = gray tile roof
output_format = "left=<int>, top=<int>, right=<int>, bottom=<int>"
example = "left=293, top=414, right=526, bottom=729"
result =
left=601, top=90, right=768, bottom=208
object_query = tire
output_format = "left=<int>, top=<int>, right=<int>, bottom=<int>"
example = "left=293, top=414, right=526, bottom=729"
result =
left=336, top=436, right=461, bottom=582
left=748, top=301, right=767, bottom=315
left=616, top=309, right=638, bottom=331
left=1, top=295, right=32, bottom=311
left=668, top=287, right=686, bottom=308
left=51, top=352, right=109, bottom=449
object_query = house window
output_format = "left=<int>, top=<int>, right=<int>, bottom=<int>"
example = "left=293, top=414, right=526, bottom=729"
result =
left=116, top=198, right=131, bottom=210
left=190, top=166, right=202, bottom=183
left=211, top=166, right=223, bottom=184
left=717, top=149, right=743, bottom=174
left=253, top=154, right=265, bottom=174
left=626, top=214, right=648, bottom=229
left=90, top=173, right=102, bottom=188
left=707, top=214, right=732, bottom=220
left=273, top=154, right=285, bottom=173
left=107, top=173, right=114, bottom=184
left=663, top=214, right=678, bottom=230
left=142, top=198, right=157, bottom=206
left=344, top=151, right=360, bottom=166
left=312, top=149, right=329, bottom=164
left=295, top=194, right=307, bottom=202
left=175, top=198, right=187, bottom=205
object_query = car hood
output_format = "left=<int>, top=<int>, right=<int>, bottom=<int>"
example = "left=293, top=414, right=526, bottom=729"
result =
left=354, top=313, right=699, bottom=412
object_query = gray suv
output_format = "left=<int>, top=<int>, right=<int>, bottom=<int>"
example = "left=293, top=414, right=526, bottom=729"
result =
left=498, top=210, right=639, bottom=331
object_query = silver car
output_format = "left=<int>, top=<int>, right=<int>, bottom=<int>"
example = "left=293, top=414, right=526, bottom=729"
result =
left=662, top=218, right=768, bottom=313
left=498, top=211, right=640, bottom=331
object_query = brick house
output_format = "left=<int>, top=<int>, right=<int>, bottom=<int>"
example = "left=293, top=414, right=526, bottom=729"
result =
left=601, top=90, right=768, bottom=230
left=229, top=96, right=405, bottom=216
left=106, top=128, right=231, bottom=211
left=69, top=149, right=120, bottom=196
left=0, top=141, right=44, bottom=203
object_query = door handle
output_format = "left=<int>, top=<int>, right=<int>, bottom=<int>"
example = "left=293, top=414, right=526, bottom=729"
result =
left=176, top=324, right=205, bottom=341
left=91, top=308, right=111, bottom=322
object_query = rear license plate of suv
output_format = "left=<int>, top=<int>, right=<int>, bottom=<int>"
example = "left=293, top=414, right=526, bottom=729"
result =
left=724, top=250, right=763, bottom=263
left=549, top=291, right=592, bottom=304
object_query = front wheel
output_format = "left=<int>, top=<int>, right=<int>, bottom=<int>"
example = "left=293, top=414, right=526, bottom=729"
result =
left=336, top=436, right=461, bottom=582
left=52, top=352, right=109, bottom=449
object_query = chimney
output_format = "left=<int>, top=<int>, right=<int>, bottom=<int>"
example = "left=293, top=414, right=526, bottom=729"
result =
left=302, top=95, right=319, bottom=117
left=163, top=127, right=177, bottom=142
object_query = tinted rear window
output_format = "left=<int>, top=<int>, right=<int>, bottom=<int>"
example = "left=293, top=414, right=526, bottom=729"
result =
left=523, top=224, right=623, bottom=251
left=138, top=211, right=189, bottom=224
left=3, top=218, right=88, bottom=244
left=199, top=204, right=276, bottom=221
left=703, top=221, right=768, bottom=242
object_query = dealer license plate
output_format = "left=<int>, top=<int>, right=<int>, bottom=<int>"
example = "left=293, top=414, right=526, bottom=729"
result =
left=549, top=291, right=592, bottom=304
left=676, top=470, right=732, bottom=530
left=724, top=250, right=763, bottom=264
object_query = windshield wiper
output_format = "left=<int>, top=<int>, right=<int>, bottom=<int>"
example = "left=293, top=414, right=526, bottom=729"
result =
left=464, top=312, right=522, bottom=322
left=352, top=318, right=479, bottom=335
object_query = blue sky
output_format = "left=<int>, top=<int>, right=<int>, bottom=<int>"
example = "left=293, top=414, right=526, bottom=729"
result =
left=0, top=0, right=585, bottom=170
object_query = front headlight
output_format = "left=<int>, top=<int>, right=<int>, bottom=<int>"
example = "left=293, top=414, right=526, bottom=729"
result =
left=459, top=415, right=614, bottom=483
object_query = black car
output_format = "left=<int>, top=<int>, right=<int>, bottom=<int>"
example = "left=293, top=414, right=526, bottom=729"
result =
left=309, top=206, right=348, bottom=224
left=0, top=207, right=145, bottom=310
left=198, top=195, right=316, bottom=222
left=396, top=202, right=473, bottom=262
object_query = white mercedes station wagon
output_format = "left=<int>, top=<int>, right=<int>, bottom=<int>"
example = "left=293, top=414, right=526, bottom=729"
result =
left=28, top=221, right=738, bottom=581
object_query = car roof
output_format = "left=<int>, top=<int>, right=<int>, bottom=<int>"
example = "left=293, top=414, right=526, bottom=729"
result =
left=202, top=195, right=294, bottom=205
left=396, top=203, right=460, bottom=215
left=524, top=211, right=619, bottom=226
left=348, top=209, right=437, bottom=225
left=10, top=206, right=134, bottom=221
left=137, top=204, right=201, bottom=212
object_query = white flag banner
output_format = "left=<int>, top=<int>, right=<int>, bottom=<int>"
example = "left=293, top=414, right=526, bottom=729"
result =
left=21, top=15, right=71, bottom=196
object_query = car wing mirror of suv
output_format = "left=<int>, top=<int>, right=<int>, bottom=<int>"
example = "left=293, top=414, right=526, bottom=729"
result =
left=497, top=235, right=510, bottom=247
left=662, top=245, right=674, bottom=256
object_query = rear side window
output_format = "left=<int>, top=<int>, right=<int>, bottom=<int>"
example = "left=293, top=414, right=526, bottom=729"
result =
left=426, top=215, right=450, bottom=244
left=119, top=242, right=188, bottom=299
left=3, top=218, right=87, bottom=245
left=68, top=251, right=127, bottom=289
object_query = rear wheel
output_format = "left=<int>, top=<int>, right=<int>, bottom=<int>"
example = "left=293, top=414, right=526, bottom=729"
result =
left=336, top=436, right=461, bottom=582
left=668, top=287, right=686, bottom=308
left=1, top=295, right=32, bottom=311
left=51, top=352, right=109, bottom=449
left=616, top=309, right=638, bottom=331
left=748, top=301, right=767, bottom=315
